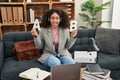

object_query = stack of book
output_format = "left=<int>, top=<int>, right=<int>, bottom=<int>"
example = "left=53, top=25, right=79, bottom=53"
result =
left=82, top=64, right=111, bottom=80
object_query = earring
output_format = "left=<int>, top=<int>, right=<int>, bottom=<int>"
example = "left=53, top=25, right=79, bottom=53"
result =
left=48, top=18, right=49, bottom=21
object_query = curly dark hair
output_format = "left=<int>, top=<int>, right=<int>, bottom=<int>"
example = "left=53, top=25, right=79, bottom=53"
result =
left=40, top=9, right=70, bottom=28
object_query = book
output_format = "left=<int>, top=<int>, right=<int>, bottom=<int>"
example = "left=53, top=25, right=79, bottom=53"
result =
left=6, top=7, right=13, bottom=23
left=84, top=68, right=111, bottom=79
left=82, top=72, right=109, bottom=80
left=27, top=0, right=32, bottom=2
left=29, top=9, right=34, bottom=23
left=86, top=64, right=104, bottom=75
left=18, top=7, right=23, bottom=23
left=1, top=7, right=8, bottom=24
left=19, top=68, right=51, bottom=80
left=94, top=69, right=111, bottom=79
left=13, top=7, right=18, bottom=23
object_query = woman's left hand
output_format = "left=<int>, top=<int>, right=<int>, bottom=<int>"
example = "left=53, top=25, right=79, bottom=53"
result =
left=71, top=29, right=77, bottom=38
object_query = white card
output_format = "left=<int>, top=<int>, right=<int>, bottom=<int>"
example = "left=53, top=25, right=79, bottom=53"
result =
left=33, top=19, right=41, bottom=31
left=70, top=20, right=77, bottom=32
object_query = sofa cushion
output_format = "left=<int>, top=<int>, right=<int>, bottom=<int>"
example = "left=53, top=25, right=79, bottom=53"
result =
left=69, top=28, right=99, bottom=52
left=97, top=52, right=120, bottom=70
left=1, top=57, right=49, bottom=80
left=0, top=40, right=4, bottom=71
left=69, top=38, right=99, bottom=52
left=95, top=28, right=120, bottom=54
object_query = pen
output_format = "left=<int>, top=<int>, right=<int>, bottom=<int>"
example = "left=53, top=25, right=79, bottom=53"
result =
left=36, top=71, right=39, bottom=79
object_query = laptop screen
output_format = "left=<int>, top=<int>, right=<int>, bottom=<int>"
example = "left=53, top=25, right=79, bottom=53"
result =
left=51, top=63, right=81, bottom=80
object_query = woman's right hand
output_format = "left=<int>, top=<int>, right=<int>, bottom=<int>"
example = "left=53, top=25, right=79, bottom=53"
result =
left=31, top=28, right=39, bottom=38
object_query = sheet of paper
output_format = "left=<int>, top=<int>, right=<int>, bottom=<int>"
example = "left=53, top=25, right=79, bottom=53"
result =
left=74, top=51, right=97, bottom=63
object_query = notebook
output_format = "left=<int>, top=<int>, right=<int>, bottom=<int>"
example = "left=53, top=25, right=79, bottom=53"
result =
left=86, top=64, right=104, bottom=75
left=51, top=63, right=81, bottom=80
left=19, top=68, right=51, bottom=80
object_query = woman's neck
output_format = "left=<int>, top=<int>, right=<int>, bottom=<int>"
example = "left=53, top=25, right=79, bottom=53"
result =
left=52, top=26, right=58, bottom=29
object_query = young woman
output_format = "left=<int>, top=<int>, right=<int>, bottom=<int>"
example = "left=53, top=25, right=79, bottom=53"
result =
left=31, top=9, right=77, bottom=69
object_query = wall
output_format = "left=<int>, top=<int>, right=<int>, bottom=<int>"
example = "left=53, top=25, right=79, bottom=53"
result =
left=111, top=0, right=120, bottom=29
left=75, top=0, right=88, bottom=27
left=101, top=0, right=113, bottom=28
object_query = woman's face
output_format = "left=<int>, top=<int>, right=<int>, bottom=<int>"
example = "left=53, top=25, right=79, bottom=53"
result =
left=50, top=12, right=61, bottom=28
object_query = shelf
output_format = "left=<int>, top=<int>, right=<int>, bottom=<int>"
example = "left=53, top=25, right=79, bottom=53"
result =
left=26, top=4, right=49, bottom=23
left=51, top=1, right=74, bottom=3
left=51, top=0, right=74, bottom=2
left=1, top=26, right=25, bottom=33
left=0, top=25, right=26, bottom=38
left=52, top=2, right=75, bottom=20
left=26, top=2, right=50, bottom=5
left=0, top=2, right=24, bottom=5
left=0, top=23, right=26, bottom=26
left=25, top=0, right=49, bottom=2
left=0, top=0, right=75, bottom=39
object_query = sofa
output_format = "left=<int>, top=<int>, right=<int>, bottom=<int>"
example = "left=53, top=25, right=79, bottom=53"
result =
left=0, top=28, right=120, bottom=80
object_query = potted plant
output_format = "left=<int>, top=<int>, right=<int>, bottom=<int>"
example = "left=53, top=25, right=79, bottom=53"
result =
left=79, top=0, right=111, bottom=28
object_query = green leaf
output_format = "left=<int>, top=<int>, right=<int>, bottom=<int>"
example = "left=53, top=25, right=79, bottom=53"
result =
left=101, top=1, right=111, bottom=6
left=78, top=26, right=88, bottom=29
left=79, top=13, right=91, bottom=22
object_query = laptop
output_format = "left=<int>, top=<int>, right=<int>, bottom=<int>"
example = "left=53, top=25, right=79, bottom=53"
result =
left=51, top=63, right=81, bottom=80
